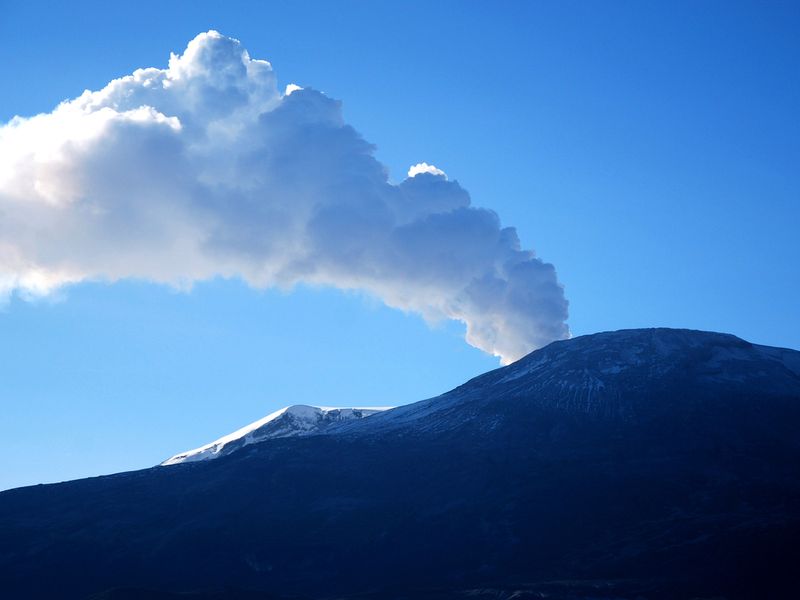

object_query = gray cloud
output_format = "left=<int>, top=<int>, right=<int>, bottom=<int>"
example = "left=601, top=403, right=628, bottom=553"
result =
left=0, top=31, right=568, bottom=363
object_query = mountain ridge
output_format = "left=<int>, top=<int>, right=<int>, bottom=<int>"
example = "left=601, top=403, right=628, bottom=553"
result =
left=162, top=327, right=800, bottom=463
left=323, top=327, right=800, bottom=436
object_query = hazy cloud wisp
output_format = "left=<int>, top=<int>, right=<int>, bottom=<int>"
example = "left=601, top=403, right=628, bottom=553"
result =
left=0, top=31, right=569, bottom=363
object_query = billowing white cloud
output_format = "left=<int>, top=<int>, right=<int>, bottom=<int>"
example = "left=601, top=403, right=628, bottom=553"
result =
left=408, top=162, right=446, bottom=178
left=0, top=31, right=568, bottom=363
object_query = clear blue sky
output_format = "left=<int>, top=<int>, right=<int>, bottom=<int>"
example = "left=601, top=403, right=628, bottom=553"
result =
left=1, top=0, right=798, bottom=491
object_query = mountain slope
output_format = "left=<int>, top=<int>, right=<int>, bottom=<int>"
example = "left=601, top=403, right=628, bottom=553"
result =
left=1, top=328, right=798, bottom=600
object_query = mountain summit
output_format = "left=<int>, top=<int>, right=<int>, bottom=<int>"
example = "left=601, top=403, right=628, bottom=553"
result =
left=1, top=328, right=798, bottom=599
left=349, top=327, right=800, bottom=433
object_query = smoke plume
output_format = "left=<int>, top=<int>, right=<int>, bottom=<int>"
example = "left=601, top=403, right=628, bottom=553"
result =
left=0, top=31, right=568, bottom=363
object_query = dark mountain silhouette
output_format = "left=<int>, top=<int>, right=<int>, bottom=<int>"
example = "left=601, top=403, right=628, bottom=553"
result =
left=1, top=328, right=798, bottom=599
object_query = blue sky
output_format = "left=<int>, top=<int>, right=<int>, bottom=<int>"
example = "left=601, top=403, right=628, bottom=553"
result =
left=1, top=1, right=798, bottom=491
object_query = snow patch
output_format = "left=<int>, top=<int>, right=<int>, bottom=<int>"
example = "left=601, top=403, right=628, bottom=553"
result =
left=161, top=405, right=390, bottom=466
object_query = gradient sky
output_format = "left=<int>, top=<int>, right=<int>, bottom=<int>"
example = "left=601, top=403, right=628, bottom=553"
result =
left=1, top=0, right=798, bottom=491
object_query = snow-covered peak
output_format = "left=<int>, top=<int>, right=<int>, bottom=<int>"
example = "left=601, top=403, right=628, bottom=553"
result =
left=161, top=405, right=390, bottom=466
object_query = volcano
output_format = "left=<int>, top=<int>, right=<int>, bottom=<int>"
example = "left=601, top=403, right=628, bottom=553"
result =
left=1, top=328, right=798, bottom=599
